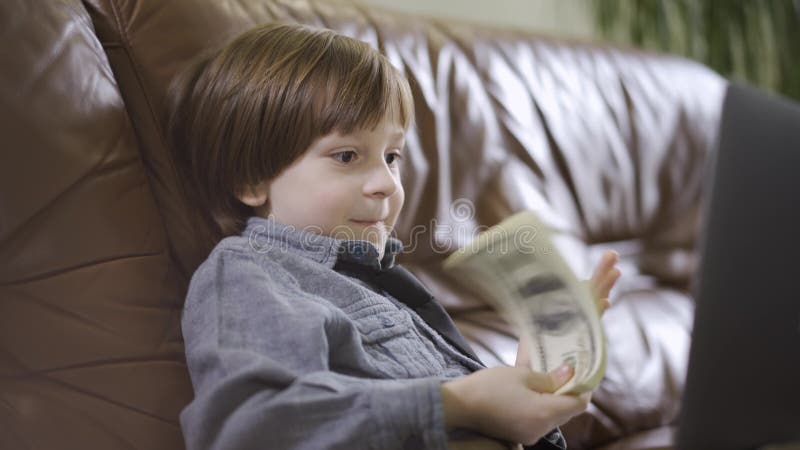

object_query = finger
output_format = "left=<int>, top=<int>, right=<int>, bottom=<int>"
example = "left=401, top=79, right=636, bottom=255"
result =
left=525, top=365, right=574, bottom=393
left=591, top=251, right=618, bottom=282
left=595, top=297, right=611, bottom=315
left=589, top=251, right=618, bottom=297
left=515, top=338, right=531, bottom=368
left=524, top=370, right=556, bottom=393
left=596, top=267, right=621, bottom=298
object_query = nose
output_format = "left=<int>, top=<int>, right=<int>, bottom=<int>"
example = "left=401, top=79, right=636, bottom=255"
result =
left=362, top=161, right=399, bottom=198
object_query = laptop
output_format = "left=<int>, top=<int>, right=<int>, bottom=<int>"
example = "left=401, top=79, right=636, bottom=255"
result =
left=677, top=84, right=800, bottom=449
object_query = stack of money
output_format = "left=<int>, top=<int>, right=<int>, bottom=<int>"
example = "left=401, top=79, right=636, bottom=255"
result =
left=442, top=210, right=606, bottom=395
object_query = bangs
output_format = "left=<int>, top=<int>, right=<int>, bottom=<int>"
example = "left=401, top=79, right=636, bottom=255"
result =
left=307, top=35, right=414, bottom=135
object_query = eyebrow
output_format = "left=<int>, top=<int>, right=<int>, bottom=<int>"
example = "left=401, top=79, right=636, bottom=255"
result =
left=315, top=129, right=405, bottom=152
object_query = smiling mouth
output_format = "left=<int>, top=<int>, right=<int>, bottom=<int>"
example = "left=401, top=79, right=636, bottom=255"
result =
left=350, top=219, right=385, bottom=226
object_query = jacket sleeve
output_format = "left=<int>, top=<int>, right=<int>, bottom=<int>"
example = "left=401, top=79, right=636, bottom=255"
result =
left=179, top=250, right=450, bottom=450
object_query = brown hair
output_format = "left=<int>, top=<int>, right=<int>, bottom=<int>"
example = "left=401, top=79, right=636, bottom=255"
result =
left=165, top=22, right=414, bottom=241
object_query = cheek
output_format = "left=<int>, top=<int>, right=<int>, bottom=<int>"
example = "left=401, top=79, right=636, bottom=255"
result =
left=388, top=184, right=405, bottom=224
left=269, top=169, right=348, bottom=225
left=394, top=184, right=405, bottom=210
left=306, top=184, right=354, bottom=218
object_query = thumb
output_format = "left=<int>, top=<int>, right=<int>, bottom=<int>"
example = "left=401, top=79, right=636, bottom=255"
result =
left=515, top=338, right=530, bottom=368
left=525, top=364, right=574, bottom=393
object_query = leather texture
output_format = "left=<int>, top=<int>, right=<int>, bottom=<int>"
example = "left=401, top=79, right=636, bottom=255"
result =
left=1, top=0, right=726, bottom=448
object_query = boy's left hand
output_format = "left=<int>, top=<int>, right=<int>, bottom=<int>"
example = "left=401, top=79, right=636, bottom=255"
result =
left=588, top=250, right=620, bottom=316
left=515, top=250, right=620, bottom=369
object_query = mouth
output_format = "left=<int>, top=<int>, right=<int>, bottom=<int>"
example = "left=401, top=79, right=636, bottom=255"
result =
left=350, top=218, right=386, bottom=227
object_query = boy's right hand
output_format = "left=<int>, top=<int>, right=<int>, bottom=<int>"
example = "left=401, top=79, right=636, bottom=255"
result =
left=441, top=365, right=589, bottom=446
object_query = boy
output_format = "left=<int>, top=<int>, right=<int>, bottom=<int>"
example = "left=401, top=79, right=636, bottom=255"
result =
left=166, top=23, right=620, bottom=450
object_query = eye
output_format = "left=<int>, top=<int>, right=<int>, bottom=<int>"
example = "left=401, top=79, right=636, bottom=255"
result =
left=332, top=150, right=357, bottom=164
left=385, top=151, right=402, bottom=165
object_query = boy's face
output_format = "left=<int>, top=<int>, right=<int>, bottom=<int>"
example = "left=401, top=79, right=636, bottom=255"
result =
left=240, top=117, right=406, bottom=261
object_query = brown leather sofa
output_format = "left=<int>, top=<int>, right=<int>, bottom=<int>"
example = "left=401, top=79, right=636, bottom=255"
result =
left=1, top=0, right=726, bottom=448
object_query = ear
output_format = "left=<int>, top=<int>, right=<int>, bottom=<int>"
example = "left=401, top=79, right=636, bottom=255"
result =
left=237, top=181, right=270, bottom=207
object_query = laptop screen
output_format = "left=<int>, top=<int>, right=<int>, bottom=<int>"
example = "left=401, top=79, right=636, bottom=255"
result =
left=677, top=84, right=800, bottom=449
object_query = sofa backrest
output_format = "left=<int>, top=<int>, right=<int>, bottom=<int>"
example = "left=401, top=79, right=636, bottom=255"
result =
left=1, top=0, right=725, bottom=448
left=83, top=0, right=725, bottom=301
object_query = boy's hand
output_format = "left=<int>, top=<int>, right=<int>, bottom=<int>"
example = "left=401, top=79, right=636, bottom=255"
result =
left=441, top=365, right=589, bottom=446
left=589, top=250, right=620, bottom=316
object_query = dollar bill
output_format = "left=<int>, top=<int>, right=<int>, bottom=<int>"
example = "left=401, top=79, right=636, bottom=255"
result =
left=442, top=210, right=605, bottom=395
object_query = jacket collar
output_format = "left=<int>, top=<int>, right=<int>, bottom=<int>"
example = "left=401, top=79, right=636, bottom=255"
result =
left=242, top=215, right=404, bottom=271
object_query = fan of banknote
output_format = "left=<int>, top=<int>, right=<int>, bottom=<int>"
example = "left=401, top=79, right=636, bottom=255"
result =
left=442, top=210, right=606, bottom=395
